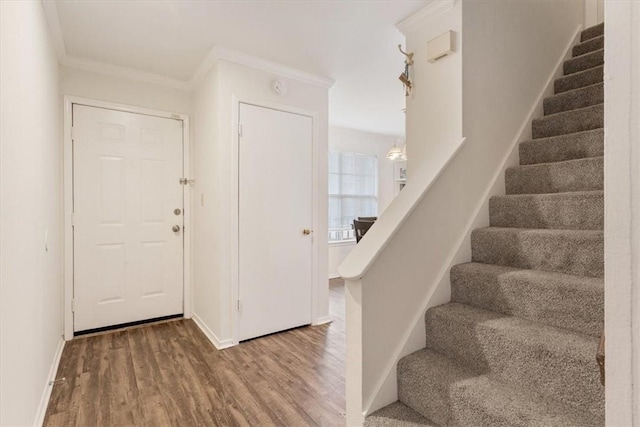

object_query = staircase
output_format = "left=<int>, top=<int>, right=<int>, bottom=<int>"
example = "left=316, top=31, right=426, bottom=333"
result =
left=366, top=23, right=605, bottom=427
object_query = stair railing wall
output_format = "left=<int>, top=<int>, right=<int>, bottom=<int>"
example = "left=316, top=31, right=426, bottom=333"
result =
left=340, top=2, right=585, bottom=422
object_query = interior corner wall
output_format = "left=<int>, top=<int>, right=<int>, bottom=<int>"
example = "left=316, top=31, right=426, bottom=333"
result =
left=192, top=60, right=330, bottom=344
left=192, top=65, right=223, bottom=341
left=404, top=1, right=463, bottom=175
left=0, top=1, right=64, bottom=425
left=328, top=126, right=399, bottom=279
left=603, top=1, right=640, bottom=424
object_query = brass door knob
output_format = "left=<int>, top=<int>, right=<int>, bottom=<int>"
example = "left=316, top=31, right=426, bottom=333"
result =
left=172, top=225, right=181, bottom=233
left=303, top=229, right=312, bottom=235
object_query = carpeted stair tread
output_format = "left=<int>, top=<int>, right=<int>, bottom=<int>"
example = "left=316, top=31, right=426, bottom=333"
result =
left=543, top=82, right=603, bottom=115
left=581, top=22, right=604, bottom=42
left=397, top=348, right=600, bottom=427
left=563, top=49, right=604, bottom=75
left=489, top=191, right=603, bottom=230
left=573, top=35, right=604, bottom=57
left=424, top=303, right=604, bottom=418
left=450, top=262, right=603, bottom=336
left=506, top=156, right=603, bottom=195
left=471, top=227, right=603, bottom=278
left=554, top=65, right=603, bottom=94
left=519, top=129, right=603, bottom=165
left=365, top=401, right=439, bottom=427
left=532, top=104, right=603, bottom=139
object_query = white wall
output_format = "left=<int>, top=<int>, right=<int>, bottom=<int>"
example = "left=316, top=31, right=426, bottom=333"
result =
left=604, top=2, right=640, bottom=425
left=328, top=126, right=398, bottom=278
left=404, top=1, right=462, bottom=174
left=0, top=1, right=64, bottom=425
left=192, top=59, right=330, bottom=345
left=60, top=66, right=192, bottom=115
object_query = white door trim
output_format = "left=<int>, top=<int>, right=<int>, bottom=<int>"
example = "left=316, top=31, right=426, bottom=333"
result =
left=231, top=96, right=321, bottom=346
left=63, top=96, right=192, bottom=340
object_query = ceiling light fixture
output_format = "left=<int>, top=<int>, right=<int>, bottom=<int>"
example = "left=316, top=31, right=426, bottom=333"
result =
left=387, top=139, right=407, bottom=161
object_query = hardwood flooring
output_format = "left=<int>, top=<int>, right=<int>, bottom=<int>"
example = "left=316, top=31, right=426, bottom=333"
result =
left=44, top=279, right=346, bottom=427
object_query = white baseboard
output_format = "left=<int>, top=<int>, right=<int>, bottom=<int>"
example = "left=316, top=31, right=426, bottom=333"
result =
left=34, top=337, right=65, bottom=427
left=192, top=313, right=235, bottom=350
left=313, top=315, right=333, bottom=326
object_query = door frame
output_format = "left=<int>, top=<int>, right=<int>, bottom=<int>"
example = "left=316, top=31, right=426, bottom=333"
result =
left=63, top=96, right=192, bottom=340
left=231, top=96, right=321, bottom=346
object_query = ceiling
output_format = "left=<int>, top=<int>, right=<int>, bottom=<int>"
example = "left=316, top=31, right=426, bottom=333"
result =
left=48, top=0, right=428, bottom=136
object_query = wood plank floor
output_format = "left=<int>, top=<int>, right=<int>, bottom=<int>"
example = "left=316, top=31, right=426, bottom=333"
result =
left=44, top=279, right=346, bottom=427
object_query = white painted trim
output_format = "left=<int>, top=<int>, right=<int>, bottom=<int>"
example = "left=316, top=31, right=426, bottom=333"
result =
left=329, top=273, right=342, bottom=280
left=312, top=316, right=333, bottom=326
left=182, top=115, right=193, bottom=319
left=604, top=2, right=639, bottom=424
left=359, top=24, right=583, bottom=416
left=33, top=338, right=65, bottom=427
left=395, top=0, right=456, bottom=36
left=40, top=0, right=66, bottom=61
left=63, top=96, right=192, bottom=339
left=192, top=313, right=234, bottom=350
left=231, top=96, right=322, bottom=345
left=197, top=47, right=335, bottom=90
left=329, top=239, right=356, bottom=247
left=338, top=137, right=467, bottom=281
left=41, top=2, right=333, bottom=92
left=60, top=55, right=191, bottom=91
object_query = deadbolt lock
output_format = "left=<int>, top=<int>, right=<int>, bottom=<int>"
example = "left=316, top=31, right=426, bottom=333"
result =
left=174, top=208, right=181, bottom=215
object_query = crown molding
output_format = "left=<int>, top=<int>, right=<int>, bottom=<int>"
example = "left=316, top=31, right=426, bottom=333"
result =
left=60, top=55, right=192, bottom=91
left=395, top=0, right=457, bottom=36
left=41, top=1, right=334, bottom=92
left=41, top=0, right=67, bottom=61
left=196, top=46, right=335, bottom=90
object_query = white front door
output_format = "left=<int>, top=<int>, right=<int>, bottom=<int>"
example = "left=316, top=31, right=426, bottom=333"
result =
left=73, top=104, right=184, bottom=332
left=238, top=103, right=313, bottom=341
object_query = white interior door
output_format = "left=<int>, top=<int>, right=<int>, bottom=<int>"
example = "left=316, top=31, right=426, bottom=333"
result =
left=239, top=103, right=313, bottom=341
left=73, top=104, right=184, bottom=332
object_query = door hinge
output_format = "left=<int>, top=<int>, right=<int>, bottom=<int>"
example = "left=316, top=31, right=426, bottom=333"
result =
left=71, top=299, right=75, bottom=313
left=71, top=213, right=75, bottom=227
left=70, top=127, right=75, bottom=140
left=179, top=178, right=195, bottom=186
left=237, top=300, right=241, bottom=312
left=238, top=124, right=243, bottom=137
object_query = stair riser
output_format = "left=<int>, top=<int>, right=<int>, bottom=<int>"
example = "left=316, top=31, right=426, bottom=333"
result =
left=581, top=23, right=604, bottom=42
left=397, top=350, right=601, bottom=427
left=519, top=129, right=603, bottom=165
left=424, top=310, right=604, bottom=416
left=506, top=157, right=603, bottom=195
left=489, top=193, right=603, bottom=230
left=554, top=65, right=603, bottom=94
left=564, top=49, right=604, bottom=75
left=573, top=35, right=604, bottom=57
left=471, top=229, right=604, bottom=277
left=544, top=83, right=603, bottom=115
left=533, top=104, right=603, bottom=139
left=450, top=264, right=604, bottom=336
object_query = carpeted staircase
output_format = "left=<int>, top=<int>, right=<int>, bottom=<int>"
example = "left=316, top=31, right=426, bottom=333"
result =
left=366, top=23, right=605, bottom=427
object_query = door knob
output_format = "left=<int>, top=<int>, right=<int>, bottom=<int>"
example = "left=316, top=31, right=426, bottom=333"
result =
left=172, top=225, right=181, bottom=233
left=303, top=229, right=312, bottom=235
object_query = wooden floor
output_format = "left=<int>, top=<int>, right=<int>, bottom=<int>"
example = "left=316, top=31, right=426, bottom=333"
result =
left=44, top=279, right=346, bottom=427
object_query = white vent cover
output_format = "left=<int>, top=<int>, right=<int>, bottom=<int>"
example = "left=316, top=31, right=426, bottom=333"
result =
left=427, top=31, right=455, bottom=63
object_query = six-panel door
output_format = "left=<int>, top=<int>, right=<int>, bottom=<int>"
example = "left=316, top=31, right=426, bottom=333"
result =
left=73, top=104, right=184, bottom=332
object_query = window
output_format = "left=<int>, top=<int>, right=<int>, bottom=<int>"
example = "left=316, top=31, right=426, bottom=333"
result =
left=329, top=152, right=378, bottom=242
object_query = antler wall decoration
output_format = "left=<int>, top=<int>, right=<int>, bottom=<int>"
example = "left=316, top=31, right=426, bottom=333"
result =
left=398, top=44, right=414, bottom=96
